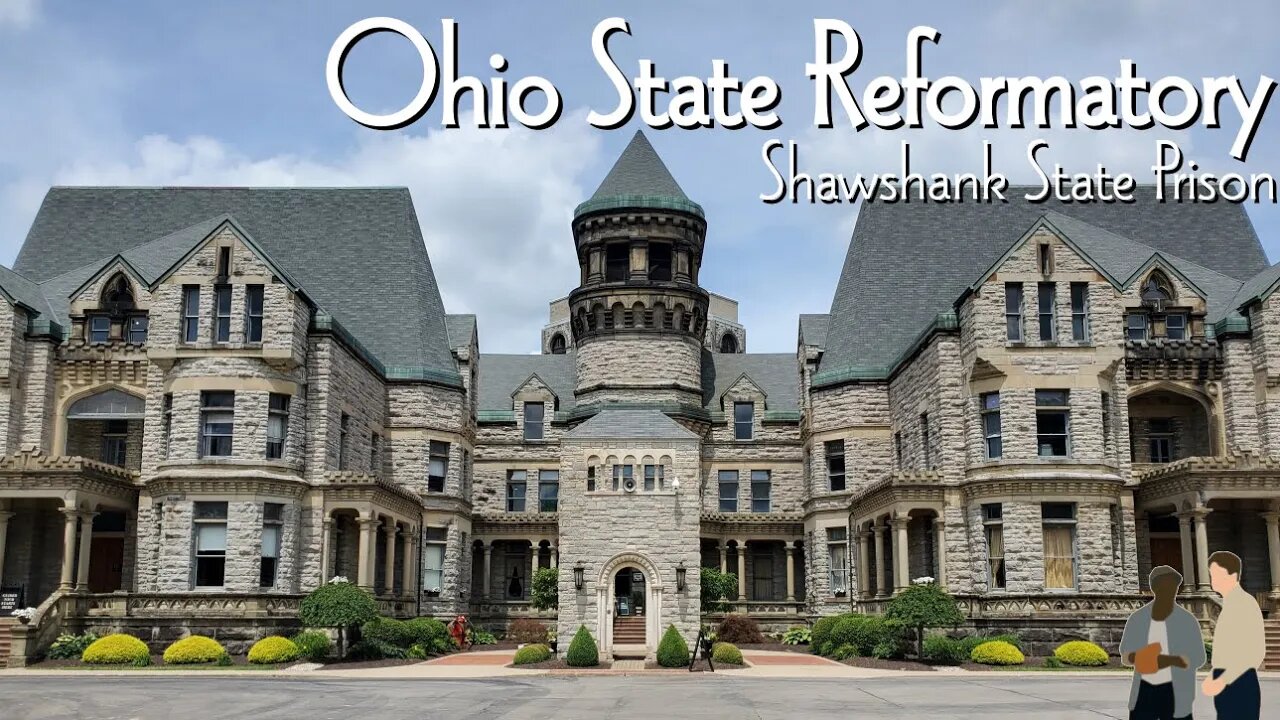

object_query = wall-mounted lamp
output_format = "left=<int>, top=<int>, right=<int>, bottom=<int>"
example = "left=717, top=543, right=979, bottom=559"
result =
left=574, top=562, right=585, bottom=590
left=676, top=561, right=687, bottom=592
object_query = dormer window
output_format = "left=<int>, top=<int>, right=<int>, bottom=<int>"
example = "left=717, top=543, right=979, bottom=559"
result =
left=1165, top=313, right=1187, bottom=340
left=1127, top=313, right=1149, bottom=341
left=733, top=401, right=754, bottom=440
left=127, top=315, right=148, bottom=344
left=88, top=315, right=110, bottom=344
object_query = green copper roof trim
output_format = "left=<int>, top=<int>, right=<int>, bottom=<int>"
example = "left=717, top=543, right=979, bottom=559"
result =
left=573, top=194, right=705, bottom=220
left=26, top=318, right=65, bottom=341
left=564, top=401, right=711, bottom=424
left=477, top=410, right=517, bottom=423
left=812, top=311, right=960, bottom=388
left=763, top=410, right=801, bottom=423
left=1213, top=314, right=1250, bottom=338
left=312, top=311, right=463, bottom=388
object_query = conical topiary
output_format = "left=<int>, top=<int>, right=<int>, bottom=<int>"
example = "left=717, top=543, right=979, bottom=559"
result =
left=565, top=625, right=599, bottom=667
left=656, top=624, right=690, bottom=667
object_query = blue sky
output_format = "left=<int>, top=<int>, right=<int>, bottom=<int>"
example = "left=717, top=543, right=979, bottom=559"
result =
left=2, top=1, right=1279, bottom=352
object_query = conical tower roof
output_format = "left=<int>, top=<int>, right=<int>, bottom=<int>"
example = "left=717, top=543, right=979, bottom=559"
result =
left=574, top=131, right=704, bottom=219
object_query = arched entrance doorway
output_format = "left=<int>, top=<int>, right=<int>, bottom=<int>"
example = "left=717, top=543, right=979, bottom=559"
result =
left=597, top=552, right=662, bottom=658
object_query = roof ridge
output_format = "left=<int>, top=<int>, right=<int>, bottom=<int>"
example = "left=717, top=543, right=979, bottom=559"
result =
left=1044, top=210, right=1240, bottom=287
left=36, top=214, right=230, bottom=288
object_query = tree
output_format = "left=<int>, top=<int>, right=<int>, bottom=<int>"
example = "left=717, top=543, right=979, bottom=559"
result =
left=565, top=625, right=599, bottom=667
left=885, top=580, right=963, bottom=659
left=700, top=567, right=737, bottom=614
left=530, top=567, right=559, bottom=610
left=298, top=581, right=378, bottom=657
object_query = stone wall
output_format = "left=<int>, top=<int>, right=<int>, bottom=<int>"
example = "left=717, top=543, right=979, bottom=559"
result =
left=574, top=335, right=702, bottom=404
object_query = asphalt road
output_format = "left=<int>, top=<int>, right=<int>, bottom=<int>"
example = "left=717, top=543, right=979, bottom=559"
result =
left=2, top=674, right=1278, bottom=719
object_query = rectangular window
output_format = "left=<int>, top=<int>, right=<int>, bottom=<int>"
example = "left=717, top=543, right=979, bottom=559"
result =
left=1035, top=390, right=1070, bottom=457
left=920, top=412, right=932, bottom=469
left=981, top=392, right=1002, bottom=459
left=1038, top=282, right=1056, bottom=341
left=101, top=419, right=128, bottom=467
left=260, top=502, right=283, bottom=588
left=523, top=402, right=545, bottom=441
left=199, top=391, right=234, bottom=457
left=825, top=440, right=846, bottom=492
left=894, top=432, right=903, bottom=467
left=1070, top=283, right=1089, bottom=341
left=1165, top=313, right=1187, bottom=340
left=1038, top=242, right=1053, bottom=275
left=1041, top=503, right=1077, bottom=589
left=1101, top=392, right=1112, bottom=453
left=88, top=315, right=110, bottom=344
left=193, top=501, right=228, bottom=588
left=733, top=402, right=754, bottom=440
left=538, top=469, right=559, bottom=512
left=428, top=441, right=449, bottom=492
left=162, top=393, right=173, bottom=459
left=1127, top=313, right=1149, bottom=341
left=587, top=465, right=596, bottom=492
left=423, top=527, right=447, bottom=592
left=244, top=284, right=264, bottom=343
left=461, top=449, right=470, bottom=496
left=127, top=314, right=148, bottom=344
left=1148, top=418, right=1173, bottom=463
left=506, top=471, right=527, bottom=512
left=1005, top=283, right=1024, bottom=341
left=370, top=432, right=381, bottom=473
left=983, top=503, right=1006, bottom=590
left=750, top=470, right=771, bottom=513
left=337, top=413, right=349, bottom=470
left=266, top=393, right=288, bottom=460
left=216, top=246, right=231, bottom=279
left=213, top=285, right=232, bottom=343
left=643, top=464, right=657, bottom=491
left=605, top=243, right=629, bottom=282
left=718, top=470, right=739, bottom=512
left=182, top=285, right=200, bottom=343
left=648, top=242, right=672, bottom=282
left=827, top=527, right=848, bottom=594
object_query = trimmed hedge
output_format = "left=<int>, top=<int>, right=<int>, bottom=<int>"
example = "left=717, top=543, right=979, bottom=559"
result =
left=82, top=634, right=151, bottom=666
left=290, top=631, right=332, bottom=662
left=656, top=625, right=690, bottom=668
left=810, top=615, right=842, bottom=656
left=513, top=643, right=552, bottom=665
left=298, top=581, right=378, bottom=630
left=971, top=640, right=1025, bottom=666
left=1054, top=640, right=1109, bottom=667
left=825, top=615, right=907, bottom=659
left=716, top=614, right=765, bottom=645
left=566, top=625, right=599, bottom=667
left=163, top=636, right=227, bottom=665
left=711, top=642, right=744, bottom=665
left=248, top=636, right=300, bottom=664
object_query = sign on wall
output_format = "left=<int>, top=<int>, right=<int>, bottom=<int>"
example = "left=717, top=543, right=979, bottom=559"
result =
left=0, top=587, right=24, bottom=614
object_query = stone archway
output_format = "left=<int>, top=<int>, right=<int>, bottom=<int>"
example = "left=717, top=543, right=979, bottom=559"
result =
left=597, top=551, right=663, bottom=656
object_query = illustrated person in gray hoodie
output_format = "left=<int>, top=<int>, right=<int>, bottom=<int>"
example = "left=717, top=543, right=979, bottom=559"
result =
left=1120, top=566, right=1207, bottom=720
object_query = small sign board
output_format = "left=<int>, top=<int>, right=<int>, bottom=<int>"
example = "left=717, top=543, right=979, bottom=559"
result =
left=632, top=572, right=643, bottom=583
left=0, top=586, right=24, bottom=614
left=617, top=598, right=630, bottom=616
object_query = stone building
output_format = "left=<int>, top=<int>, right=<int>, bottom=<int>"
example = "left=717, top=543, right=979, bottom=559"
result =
left=1, top=132, right=1279, bottom=664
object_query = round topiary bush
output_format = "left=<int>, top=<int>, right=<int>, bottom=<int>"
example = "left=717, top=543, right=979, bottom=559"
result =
left=1053, top=640, right=1109, bottom=667
left=711, top=642, right=744, bottom=665
left=971, top=640, right=1025, bottom=666
left=290, top=631, right=333, bottom=662
left=163, top=635, right=227, bottom=665
left=565, top=625, right=599, bottom=667
left=512, top=643, right=551, bottom=665
left=248, top=636, right=301, bottom=664
left=82, top=634, right=151, bottom=666
left=656, top=625, right=690, bottom=668
left=298, top=581, right=378, bottom=631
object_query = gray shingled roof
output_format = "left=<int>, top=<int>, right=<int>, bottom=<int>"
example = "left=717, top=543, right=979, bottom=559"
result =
left=0, top=265, right=55, bottom=319
left=1230, top=262, right=1280, bottom=310
left=573, top=131, right=704, bottom=219
left=825, top=188, right=1269, bottom=373
left=445, top=314, right=476, bottom=350
left=565, top=408, right=699, bottom=440
left=702, top=352, right=799, bottom=412
left=477, top=353, right=578, bottom=411
left=799, top=314, right=829, bottom=349
left=13, top=187, right=458, bottom=376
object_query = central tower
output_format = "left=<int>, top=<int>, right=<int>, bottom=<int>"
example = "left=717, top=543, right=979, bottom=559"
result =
left=569, top=131, right=710, bottom=408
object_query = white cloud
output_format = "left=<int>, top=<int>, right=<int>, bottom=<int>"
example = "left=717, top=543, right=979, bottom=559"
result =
left=7, top=116, right=602, bottom=353
left=0, top=0, right=40, bottom=29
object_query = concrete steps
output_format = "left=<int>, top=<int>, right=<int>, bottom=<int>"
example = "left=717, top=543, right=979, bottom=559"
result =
left=1265, top=619, right=1280, bottom=671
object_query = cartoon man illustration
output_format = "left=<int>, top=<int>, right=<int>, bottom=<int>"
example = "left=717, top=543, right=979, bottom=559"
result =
left=1121, top=565, right=1206, bottom=720
left=1201, top=551, right=1264, bottom=719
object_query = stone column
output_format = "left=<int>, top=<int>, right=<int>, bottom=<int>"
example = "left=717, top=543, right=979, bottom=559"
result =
left=529, top=543, right=539, bottom=599
left=356, top=516, right=377, bottom=589
left=893, top=513, right=910, bottom=592
left=784, top=543, right=796, bottom=602
left=549, top=544, right=558, bottom=568
left=319, top=517, right=334, bottom=584
left=382, top=522, right=397, bottom=596
left=718, top=541, right=727, bottom=573
left=736, top=540, right=747, bottom=601
left=934, top=517, right=947, bottom=588
left=400, top=528, right=417, bottom=599
left=482, top=542, right=493, bottom=600
left=0, top=511, right=14, bottom=584
left=873, top=523, right=887, bottom=598
left=857, top=530, right=872, bottom=599
left=1261, top=511, right=1280, bottom=593
left=59, top=508, right=79, bottom=591
left=1192, top=509, right=1212, bottom=592
left=1177, top=513, right=1196, bottom=589
left=75, top=512, right=98, bottom=590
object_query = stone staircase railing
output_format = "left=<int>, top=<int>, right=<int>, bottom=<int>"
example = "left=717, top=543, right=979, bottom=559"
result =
left=5, top=589, right=71, bottom=667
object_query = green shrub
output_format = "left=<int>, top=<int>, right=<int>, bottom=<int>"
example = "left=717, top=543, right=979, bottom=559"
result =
left=405, top=617, right=450, bottom=654
left=512, top=643, right=551, bottom=665
left=781, top=626, right=811, bottom=646
left=1053, top=640, right=1109, bottom=667
left=290, top=631, right=333, bottom=662
left=921, top=635, right=968, bottom=665
left=470, top=628, right=498, bottom=646
left=832, top=643, right=858, bottom=660
left=82, top=634, right=151, bottom=665
left=960, top=633, right=1023, bottom=656
left=971, top=640, right=1025, bottom=666
left=48, top=632, right=98, bottom=660
left=531, top=567, right=559, bottom=610
left=248, top=636, right=300, bottom=664
left=871, top=639, right=901, bottom=659
left=298, top=581, right=378, bottom=631
left=810, top=614, right=844, bottom=655
left=700, top=567, right=738, bottom=613
left=886, top=582, right=963, bottom=658
left=656, top=625, right=690, bottom=667
left=361, top=617, right=415, bottom=648
left=711, top=642, right=744, bottom=665
left=825, top=615, right=906, bottom=658
left=216, top=652, right=233, bottom=666
left=508, top=619, right=549, bottom=645
left=407, top=643, right=430, bottom=660
left=716, top=614, right=765, bottom=644
left=346, top=639, right=407, bottom=661
left=1043, top=656, right=1063, bottom=668
left=565, top=625, right=599, bottom=667
left=163, top=635, right=226, bottom=664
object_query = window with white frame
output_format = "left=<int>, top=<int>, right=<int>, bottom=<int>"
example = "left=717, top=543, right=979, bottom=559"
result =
left=1005, top=283, right=1024, bottom=341
left=643, top=464, right=664, bottom=491
left=1165, top=313, right=1187, bottom=340
left=733, top=402, right=754, bottom=440
left=506, top=471, right=526, bottom=512
left=260, top=502, right=283, bottom=588
left=423, top=527, right=447, bottom=592
left=428, top=440, right=449, bottom=492
left=266, top=393, right=288, bottom=460
left=981, top=392, right=1002, bottom=459
left=1127, top=313, right=1149, bottom=340
left=825, top=440, right=846, bottom=492
left=1035, top=390, right=1070, bottom=457
left=827, top=527, right=848, bottom=594
left=718, top=470, right=738, bottom=512
left=523, top=402, right=545, bottom=441
left=612, top=464, right=634, bottom=491
left=1041, top=502, right=1077, bottom=589
left=982, top=503, right=1006, bottom=590
left=244, top=284, right=264, bottom=342
left=88, top=315, right=110, bottom=344
left=750, top=470, right=771, bottom=512
left=181, top=285, right=200, bottom=343
left=127, top=314, right=148, bottom=344
left=193, top=501, right=228, bottom=587
left=199, top=391, right=234, bottom=457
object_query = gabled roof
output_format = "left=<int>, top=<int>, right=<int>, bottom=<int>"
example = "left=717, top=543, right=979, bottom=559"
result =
left=478, top=353, right=577, bottom=412
left=445, top=314, right=476, bottom=351
left=823, top=188, right=1268, bottom=376
left=702, top=353, right=798, bottom=412
left=716, top=372, right=768, bottom=409
left=573, top=131, right=704, bottom=219
left=511, top=373, right=559, bottom=404
left=14, top=187, right=459, bottom=379
left=1229, top=262, right=1280, bottom=310
left=0, top=265, right=54, bottom=317
left=565, top=408, right=699, bottom=441
left=798, top=314, right=829, bottom=349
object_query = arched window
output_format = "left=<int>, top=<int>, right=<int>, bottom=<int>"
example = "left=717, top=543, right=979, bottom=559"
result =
left=550, top=333, right=567, bottom=354
left=67, top=389, right=146, bottom=419
left=719, top=333, right=738, bottom=354
left=100, top=274, right=136, bottom=318
left=1141, top=271, right=1174, bottom=310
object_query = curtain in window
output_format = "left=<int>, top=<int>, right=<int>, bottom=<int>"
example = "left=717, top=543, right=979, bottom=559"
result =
left=423, top=544, right=445, bottom=591
left=1043, top=526, right=1075, bottom=588
left=986, top=525, right=1005, bottom=587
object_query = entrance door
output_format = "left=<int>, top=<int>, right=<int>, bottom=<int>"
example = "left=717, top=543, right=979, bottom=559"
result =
left=88, top=537, right=124, bottom=592
left=1150, top=537, right=1183, bottom=575
left=614, top=568, right=646, bottom=616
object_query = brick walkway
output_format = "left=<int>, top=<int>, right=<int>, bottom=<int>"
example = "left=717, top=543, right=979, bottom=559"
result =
left=424, top=650, right=515, bottom=666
